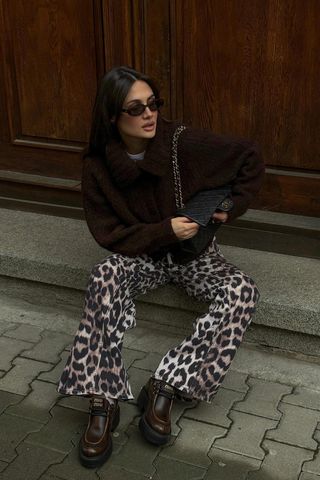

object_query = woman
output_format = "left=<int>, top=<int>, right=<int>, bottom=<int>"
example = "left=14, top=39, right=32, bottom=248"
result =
left=57, top=66, right=264, bottom=468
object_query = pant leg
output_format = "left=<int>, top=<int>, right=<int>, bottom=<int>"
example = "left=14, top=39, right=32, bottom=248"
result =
left=154, top=239, right=260, bottom=403
left=57, top=253, right=170, bottom=401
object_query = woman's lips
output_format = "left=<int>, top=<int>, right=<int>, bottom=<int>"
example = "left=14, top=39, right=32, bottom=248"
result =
left=142, top=123, right=155, bottom=131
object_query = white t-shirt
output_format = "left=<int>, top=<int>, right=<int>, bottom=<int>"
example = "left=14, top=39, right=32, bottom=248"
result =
left=127, top=151, right=145, bottom=161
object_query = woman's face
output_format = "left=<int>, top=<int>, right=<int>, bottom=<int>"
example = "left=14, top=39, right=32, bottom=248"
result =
left=116, top=80, right=158, bottom=147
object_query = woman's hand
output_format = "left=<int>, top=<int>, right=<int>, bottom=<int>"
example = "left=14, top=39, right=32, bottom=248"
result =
left=211, top=211, right=229, bottom=223
left=171, top=217, right=200, bottom=240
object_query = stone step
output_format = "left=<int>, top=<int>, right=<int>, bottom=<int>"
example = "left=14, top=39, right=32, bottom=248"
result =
left=0, top=207, right=319, bottom=356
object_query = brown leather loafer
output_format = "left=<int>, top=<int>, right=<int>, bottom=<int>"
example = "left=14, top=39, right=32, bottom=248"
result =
left=137, top=377, right=175, bottom=445
left=79, top=396, right=120, bottom=468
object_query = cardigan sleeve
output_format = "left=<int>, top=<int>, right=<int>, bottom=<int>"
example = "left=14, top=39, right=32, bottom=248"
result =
left=225, top=141, right=265, bottom=221
left=82, top=160, right=178, bottom=256
left=178, top=127, right=265, bottom=222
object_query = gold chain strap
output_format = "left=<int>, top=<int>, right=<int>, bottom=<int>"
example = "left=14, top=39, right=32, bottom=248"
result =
left=171, top=125, right=187, bottom=209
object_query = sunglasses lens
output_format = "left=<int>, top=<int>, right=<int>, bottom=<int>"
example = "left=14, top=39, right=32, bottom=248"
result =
left=128, top=104, right=145, bottom=116
left=126, top=98, right=164, bottom=116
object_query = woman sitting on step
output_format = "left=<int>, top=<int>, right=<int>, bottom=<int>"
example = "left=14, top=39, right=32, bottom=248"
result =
left=57, top=65, right=264, bottom=469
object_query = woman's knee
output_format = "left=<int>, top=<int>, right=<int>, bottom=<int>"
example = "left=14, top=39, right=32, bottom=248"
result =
left=90, top=254, right=126, bottom=283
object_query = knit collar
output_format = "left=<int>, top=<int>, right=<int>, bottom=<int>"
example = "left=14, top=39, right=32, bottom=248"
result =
left=105, top=116, right=173, bottom=188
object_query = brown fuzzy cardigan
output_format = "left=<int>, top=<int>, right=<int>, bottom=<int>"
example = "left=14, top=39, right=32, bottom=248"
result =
left=82, top=116, right=264, bottom=260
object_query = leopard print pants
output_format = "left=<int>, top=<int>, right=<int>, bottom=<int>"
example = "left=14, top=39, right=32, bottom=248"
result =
left=57, top=239, right=259, bottom=403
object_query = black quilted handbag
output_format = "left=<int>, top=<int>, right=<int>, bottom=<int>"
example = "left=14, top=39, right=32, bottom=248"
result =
left=171, top=126, right=233, bottom=264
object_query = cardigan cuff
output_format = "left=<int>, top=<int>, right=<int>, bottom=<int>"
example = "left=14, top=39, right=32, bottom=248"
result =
left=156, top=217, right=179, bottom=247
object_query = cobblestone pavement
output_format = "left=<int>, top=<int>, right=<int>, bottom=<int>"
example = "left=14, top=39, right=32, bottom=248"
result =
left=1, top=297, right=320, bottom=480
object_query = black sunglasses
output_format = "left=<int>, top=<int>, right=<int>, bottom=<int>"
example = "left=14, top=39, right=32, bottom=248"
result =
left=121, top=98, right=164, bottom=117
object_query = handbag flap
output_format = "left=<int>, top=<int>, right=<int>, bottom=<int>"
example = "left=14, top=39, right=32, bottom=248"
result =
left=176, top=187, right=233, bottom=227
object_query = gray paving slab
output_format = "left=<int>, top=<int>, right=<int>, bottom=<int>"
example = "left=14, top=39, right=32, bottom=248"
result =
left=38, top=350, right=70, bottom=384
left=104, top=425, right=159, bottom=477
left=127, top=366, right=153, bottom=402
left=0, top=413, right=42, bottom=462
left=125, top=328, right=184, bottom=355
left=122, top=347, right=148, bottom=369
left=159, top=417, right=226, bottom=468
left=0, top=461, right=8, bottom=473
left=282, top=386, right=320, bottom=411
left=131, top=351, right=163, bottom=372
left=0, top=442, right=65, bottom=480
left=220, top=369, right=249, bottom=393
left=248, top=440, right=314, bottom=480
left=57, top=394, right=89, bottom=413
left=22, top=330, right=74, bottom=364
left=0, top=336, right=32, bottom=370
left=3, top=323, right=43, bottom=343
left=206, top=448, right=261, bottom=479
left=300, top=430, right=320, bottom=476
left=6, top=379, right=60, bottom=423
left=233, top=377, right=292, bottom=420
left=153, top=456, right=206, bottom=480
left=44, top=444, right=101, bottom=480
left=110, top=401, right=140, bottom=446
left=231, top=344, right=320, bottom=392
left=26, top=405, right=87, bottom=454
left=300, top=474, right=320, bottom=480
left=98, top=465, right=150, bottom=480
left=0, top=357, right=52, bottom=395
left=0, top=390, right=23, bottom=414
left=212, top=410, right=277, bottom=460
left=0, top=320, right=18, bottom=335
left=266, top=403, right=320, bottom=450
left=183, top=386, right=245, bottom=428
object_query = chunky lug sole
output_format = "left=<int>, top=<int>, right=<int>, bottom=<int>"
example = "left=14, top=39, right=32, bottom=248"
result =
left=137, top=386, right=170, bottom=446
left=79, top=405, right=120, bottom=468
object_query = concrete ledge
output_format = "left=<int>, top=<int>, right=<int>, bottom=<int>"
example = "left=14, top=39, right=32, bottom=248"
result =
left=1, top=207, right=319, bottom=341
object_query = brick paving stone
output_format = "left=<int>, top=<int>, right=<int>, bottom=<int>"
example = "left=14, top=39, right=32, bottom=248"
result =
left=99, top=464, right=150, bottom=480
left=300, top=474, right=320, bottom=480
left=233, top=377, right=292, bottom=420
left=222, top=370, right=249, bottom=393
left=153, top=456, right=207, bottom=480
left=0, top=390, right=23, bottom=414
left=57, top=393, right=89, bottom=413
left=7, top=379, right=60, bottom=423
left=103, top=425, right=159, bottom=477
left=122, top=348, right=148, bottom=369
left=123, top=326, right=152, bottom=349
left=206, top=448, right=261, bottom=480
left=0, top=357, right=52, bottom=395
left=22, top=330, right=74, bottom=364
left=301, top=430, right=320, bottom=476
left=0, top=442, right=65, bottom=480
left=0, top=336, right=31, bottom=370
left=183, top=387, right=245, bottom=428
left=125, top=329, right=183, bottom=355
left=26, top=405, right=87, bottom=454
left=0, top=321, right=17, bottom=335
left=45, top=443, right=100, bottom=480
left=159, top=418, right=226, bottom=468
left=248, top=440, right=314, bottom=480
left=132, top=352, right=163, bottom=372
left=213, top=411, right=277, bottom=460
left=0, top=461, right=8, bottom=473
left=0, top=413, right=42, bottom=462
left=282, top=386, right=320, bottom=411
left=38, top=351, right=70, bottom=384
left=127, top=366, right=153, bottom=403
left=3, top=323, right=43, bottom=343
left=266, top=403, right=320, bottom=450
